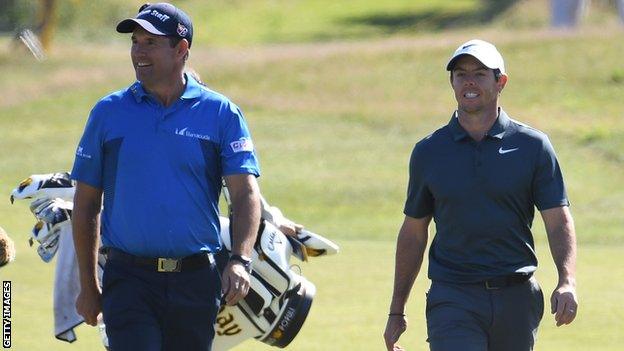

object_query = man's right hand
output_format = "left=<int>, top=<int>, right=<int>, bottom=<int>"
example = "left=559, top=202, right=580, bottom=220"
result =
left=383, top=315, right=408, bottom=351
left=76, top=285, right=102, bottom=326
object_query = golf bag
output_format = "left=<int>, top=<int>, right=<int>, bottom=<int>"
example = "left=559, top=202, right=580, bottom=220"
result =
left=11, top=172, right=339, bottom=349
left=214, top=217, right=316, bottom=348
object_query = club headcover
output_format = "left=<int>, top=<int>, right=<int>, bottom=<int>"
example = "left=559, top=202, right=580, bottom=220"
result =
left=10, top=172, right=74, bottom=204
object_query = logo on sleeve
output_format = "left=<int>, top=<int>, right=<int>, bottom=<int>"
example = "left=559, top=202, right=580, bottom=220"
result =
left=230, top=138, right=254, bottom=153
left=75, top=146, right=92, bottom=159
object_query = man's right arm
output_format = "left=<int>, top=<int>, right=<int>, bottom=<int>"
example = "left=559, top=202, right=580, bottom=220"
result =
left=72, top=181, right=103, bottom=326
left=384, top=215, right=431, bottom=351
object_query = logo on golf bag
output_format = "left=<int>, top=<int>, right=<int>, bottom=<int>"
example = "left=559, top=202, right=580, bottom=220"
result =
left=272, top=307, right=296, bottom=340
left=268, top=231, right=282, bottom=251
left=216, top=307, right=242, bottom=336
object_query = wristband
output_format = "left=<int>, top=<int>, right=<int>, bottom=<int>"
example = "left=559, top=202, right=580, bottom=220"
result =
left=229, top=254, right=252, bottom=273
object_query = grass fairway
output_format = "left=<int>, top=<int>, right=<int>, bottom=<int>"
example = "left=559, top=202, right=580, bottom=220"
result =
left=2, top=240, right=620, bottom=350
left=234, top=240, right=624, bottom=351
left=1, top=0, right=623, bottom=349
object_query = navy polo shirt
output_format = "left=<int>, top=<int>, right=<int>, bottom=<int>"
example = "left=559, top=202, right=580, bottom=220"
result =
left=71, top=74, right=260, bottom=258
left=404, top=109, right=569, bottom=283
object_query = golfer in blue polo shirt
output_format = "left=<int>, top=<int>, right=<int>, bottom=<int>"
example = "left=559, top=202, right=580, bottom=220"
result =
left=384, top=39, right=579, bottom=351
left=71, top=3, right=260, bottom=350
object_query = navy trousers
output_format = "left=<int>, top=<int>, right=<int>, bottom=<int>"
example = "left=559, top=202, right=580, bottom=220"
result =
left=426, top=277, right=544, bottom=351
left=102, top=258, right=221, bottom=351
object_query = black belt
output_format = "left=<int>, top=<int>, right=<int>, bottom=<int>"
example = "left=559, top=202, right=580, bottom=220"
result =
left=482, top=273, right=533, bottom=290
left=102, top=247, right=215, bottom=272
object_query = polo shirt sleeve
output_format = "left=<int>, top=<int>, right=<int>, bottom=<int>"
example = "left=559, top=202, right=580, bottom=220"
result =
left=532, top=135, right=570, bottom=210
left=70, top=104, right=105, bottom=189
left=219, top=102, right=260, bottom=177
left=403, top=143, right=434, bottom=218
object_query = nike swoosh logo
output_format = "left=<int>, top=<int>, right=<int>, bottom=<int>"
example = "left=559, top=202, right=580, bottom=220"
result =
left=498, top=147, right=519, bottom=154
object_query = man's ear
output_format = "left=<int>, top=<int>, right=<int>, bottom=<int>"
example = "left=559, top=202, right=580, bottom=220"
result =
left=177, top=38, right=190, bottom=60
left=497, top=74, right=508, bottom=92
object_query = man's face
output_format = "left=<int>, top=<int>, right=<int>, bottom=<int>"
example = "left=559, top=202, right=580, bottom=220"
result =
left=450, top=55, right=507, bottom=114
left=130, top=27, right=182, bottom=87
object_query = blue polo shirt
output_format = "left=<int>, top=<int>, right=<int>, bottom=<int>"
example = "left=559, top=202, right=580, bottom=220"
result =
left=71, top=75, right=260, bottom=258
left=404, top=109, right=569, bottom=283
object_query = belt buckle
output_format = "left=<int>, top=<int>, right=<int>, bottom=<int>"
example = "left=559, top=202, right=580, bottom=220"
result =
left=157, top=258, right=181, bottom=272
left=485, top=280, right=500, bottom=290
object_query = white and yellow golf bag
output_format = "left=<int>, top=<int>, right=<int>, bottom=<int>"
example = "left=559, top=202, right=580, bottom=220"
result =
left=11, top=172, right=339, bottom=349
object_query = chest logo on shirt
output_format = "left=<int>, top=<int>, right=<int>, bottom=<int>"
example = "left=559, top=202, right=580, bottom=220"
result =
left=498, top=147, right=519, bottom=154
left=174, top=127, right=211, bottom=141
left=230, top=137, right=254, bottom=153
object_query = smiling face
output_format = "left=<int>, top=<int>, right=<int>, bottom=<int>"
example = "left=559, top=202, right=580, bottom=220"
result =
left=130, top=27, right=187, bottom=89
left=450, top=55, right=507, bottom=115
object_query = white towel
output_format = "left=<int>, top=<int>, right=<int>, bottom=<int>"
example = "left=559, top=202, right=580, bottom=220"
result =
left=52, top=225, right=104, bottom=343
left=52, top=224, right=82, bottom=342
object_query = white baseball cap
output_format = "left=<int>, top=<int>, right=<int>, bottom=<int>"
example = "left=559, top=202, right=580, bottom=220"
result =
left=446, top=39, right=506, bottom=75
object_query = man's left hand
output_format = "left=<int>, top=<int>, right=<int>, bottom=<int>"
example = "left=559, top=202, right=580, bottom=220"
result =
left=278, top=219, right=303, bottom=237
left=551, top=283, right=578, bottom=326
left=221, top=262, right=251, bottom=306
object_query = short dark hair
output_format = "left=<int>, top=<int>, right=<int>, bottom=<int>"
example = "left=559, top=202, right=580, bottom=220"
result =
left=493, top=69, right=502, bottom=82
left=168, top=36, right=189, bottom=62
left=168, top=36, right=182, bottom=48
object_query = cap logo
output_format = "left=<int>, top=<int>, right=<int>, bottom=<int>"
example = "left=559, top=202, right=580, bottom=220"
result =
left=177, top=23, right=188, bottom=37
left=139, top=9, right=171, bottom=22
left=462, top=43, right=476, bottom=50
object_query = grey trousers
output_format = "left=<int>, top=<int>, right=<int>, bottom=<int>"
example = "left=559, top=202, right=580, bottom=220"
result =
left=426, top=277, right=544, bottom=351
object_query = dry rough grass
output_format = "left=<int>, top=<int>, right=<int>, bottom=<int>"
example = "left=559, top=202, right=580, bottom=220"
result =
left=2, top=20, right=620, bottom=110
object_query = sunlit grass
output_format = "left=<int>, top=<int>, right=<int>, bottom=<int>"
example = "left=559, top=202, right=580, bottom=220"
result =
left=0, top=1, right=622, bottom=350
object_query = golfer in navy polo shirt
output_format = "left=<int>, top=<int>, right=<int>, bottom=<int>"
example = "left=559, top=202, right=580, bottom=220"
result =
left=71, top=3, right=261, bottom=350
left=384, top=39, right=579, bottom=351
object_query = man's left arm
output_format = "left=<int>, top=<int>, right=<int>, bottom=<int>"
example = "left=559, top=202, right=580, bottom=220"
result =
left=541, top=206, right=578, bottom=326
left=222, top=174, right=261, bottom=306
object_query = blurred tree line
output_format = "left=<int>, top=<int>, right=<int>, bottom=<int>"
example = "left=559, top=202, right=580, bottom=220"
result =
left=0, top=0, right=35, bottom=32
left=0, top=0, right=135, bottom=39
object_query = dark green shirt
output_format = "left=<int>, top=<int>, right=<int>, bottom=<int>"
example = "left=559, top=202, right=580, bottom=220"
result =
left=404, top=109, right=569, bottom=283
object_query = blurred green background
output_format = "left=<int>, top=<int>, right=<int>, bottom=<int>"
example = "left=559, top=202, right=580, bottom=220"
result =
left=0, top=0, right=623, bottom=350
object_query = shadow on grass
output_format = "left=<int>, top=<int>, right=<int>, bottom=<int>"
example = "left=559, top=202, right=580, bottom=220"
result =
left=342, top=0, right=521, bottom=33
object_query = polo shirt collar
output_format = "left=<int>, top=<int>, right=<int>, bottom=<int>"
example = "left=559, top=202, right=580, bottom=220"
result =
left=448, top=111, right=468, bottom=141
left=129, top=82, right=148, bottom=103
left=487, top=108, right=511, bottom=139
left=129, top=73, right=203, bottom=103
left=448, top=108, right=511, bottom=141
left=180, top=73, right=203, bottom=100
